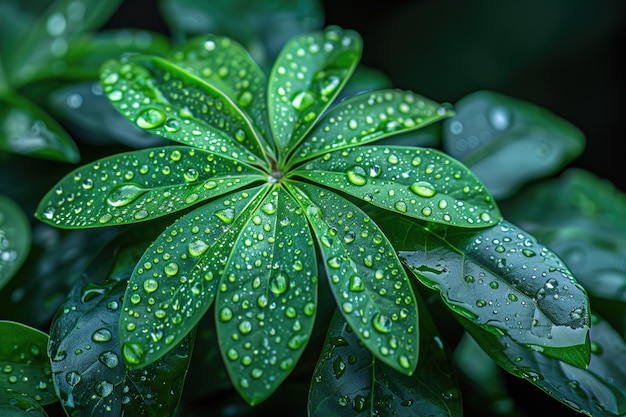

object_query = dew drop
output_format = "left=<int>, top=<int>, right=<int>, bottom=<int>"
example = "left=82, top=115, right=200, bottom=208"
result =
left=270, top=273, right=289, bottom=295
left=137, top=108, right=166, bottom=129
left=122, top=343, right=145, bottom=365
left=95, top=380, right=114, bottom=397
left=291, top=91, right=316, bottom=111
left=106, top=183, right=148, bottom=207
left=164, top=118, right=181, bottom=132
left=349, top=275, right=365, bottom=292
left=394, top=201, right=408, bottom=213
left=220, top=307, right=233, bottom=322
left=66, top=371, right=81, bottom=387
left=143, top=278, right=159, bottom=293
left=164, top=262, right=179, bottom=277
left=488, top=106, right=511, bottom=131
left=215, top=208, right=235, bottom=224
left=92, top=328, right=112, bottom=343
left=410, top=181, right=437, bottom=198
left=346, top=166, right=367, bottom=186
left=99, top=351, right=119, bottom=368
left=372, top=312, right=392, bottom=333
left=188, top=239, right=209, bottom=257
left=238, top=91, right=253, bottom=107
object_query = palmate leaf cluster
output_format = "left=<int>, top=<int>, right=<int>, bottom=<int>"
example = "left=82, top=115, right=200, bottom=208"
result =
left=2, top=14, right=622, bottom=417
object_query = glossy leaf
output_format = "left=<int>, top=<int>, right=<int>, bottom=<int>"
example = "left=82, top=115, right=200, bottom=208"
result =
left=169, top=34, right=272, bottom=148
left=289, top=89, right=453, bottom=166
left=5, top=0, right=124, bottom=86
left=216, top=186, right=318, bottom=405
left=0, top=391, right=48, bottom=417
left=120, top=185, right=270, bottom=369
left=294, top=145, right=500, bottom=228
left=62, top=29, right=172, bottom=80
left=35, top=146, right=265, bottom=228
left=49, top=228, right=194, bottom=416
left=462, top=313, right=626, bottom=417
left=309, top=303, right=461, bottom=416
left=268, top=25, right=362, bottom=155
left=0, top=93, right=80, bottom=163
left=288, top=181, right=419, bottom=374
left=158, top=0, right=324, bottom=66
left=387, top=217, right=590, bottom=366
left=442, top=90, right=585, bottom=199
left=0, top=195, right=31, bottom=289
left=0, top=321, right=55, bottom=405
left=100, top=56, right=268, bottom=166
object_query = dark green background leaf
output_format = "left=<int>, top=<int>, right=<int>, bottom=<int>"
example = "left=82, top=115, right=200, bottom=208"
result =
left=0, top=391, right=49, bottom=417
left=0, top=195, right=31, bottom=289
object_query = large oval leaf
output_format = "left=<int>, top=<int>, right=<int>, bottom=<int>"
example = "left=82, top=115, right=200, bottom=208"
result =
left=0, top=391, right=48, bottom=417
left=309, top=303, right=461, bottom=417
left=169, top=34, right=272, bottom=146
left=0, top=93, right=79, bottom=163
left=287, top=181, right=419, bottom=374
left=100, top=55, right=268, bottom=166
left=268, top=25, right=362, bottom=155
left=49, top=227, right=194, bottom=416
left=120, top=185, right=270, bottom=369
left=294, top=145, right=500, bottom=228
left=462, top=313, right=626, bottom=417
left=442, top=90, right=585, bottom=199
left=35, top=146, right=265, bottom=228
left=0, top=321, right=55, bottom=405
left=216, top=186, right=318, bottom=405
left=387, top=217, right=590, bottom=366
left=289, top=89, right=453, bottom=166
left=0, top=194, right=31, bottom=289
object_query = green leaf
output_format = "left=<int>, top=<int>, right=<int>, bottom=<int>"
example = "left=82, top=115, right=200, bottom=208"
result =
left=268, top=25, right=362, bottom=156
left=120, top=185, right=270, bottom=369
left=35, top=146, right=265, bottom=228
left=100, top=55, right=268, bottom=166
left=442, top=90, right=585, bottom=199
left=309, top=302, right=461, bottom=417
left=169, top=34, right=272, bottom=149
left=61, top=29, right=172, bottom=80
left=287, top=181, right=419, bottom=374
left=158, top=0, right=324, bottom=66
left=49, top=228, right=194, bottom=416
left=216, top=186, right=318, bottom=405
left=388, top=217, right=590, bottom=367
left=6, top=0, right=125, bottom=86
left=289, top=89, right=454, bottom=166
left=0, top=93, right=80, bottom=163
left=0, top=195, right=31, bottom=289
left=0, top=321, right=56, bottom=405
left=294, top=145, right=500, bottom=228
left=462, top=313, right=626, bottom=417
left=0, top=391, right=48, bottom=417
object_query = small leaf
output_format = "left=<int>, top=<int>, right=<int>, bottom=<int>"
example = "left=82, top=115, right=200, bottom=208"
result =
left=390, top=217, right=590, bottom=366
left=49, top=227, right=194, bottom=416
left=289, top=89, right=453, bottom=166
left=0, top=391, right=48, bottom=417
left=288, top=181, right=419, bottom=374
left=0, top=321, right=56, bottom=405
left=0, top=195, right=31, bottom=289
left=120, top=185, right=270, bottom=369
left=35, top=146, right=265, bottom=228
left=0, top=93, right=80, bottom=163
left=294, top=145, right=500, bottom=227
left=100, top=56, right=268, bottom=166
left=309, top=303, right=461, bottom=417
left=442, top=90, right=585, bottom=199
left=268, top=25, right=362, bottom=155
left=169, top=34, right=272, bottom=147
left=216, top=186, right=318, bottom=405
left=462, top=313, right=626, bottom=417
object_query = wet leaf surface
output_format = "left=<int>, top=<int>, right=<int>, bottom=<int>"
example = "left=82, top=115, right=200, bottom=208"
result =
left=120, top=186, right=269, bottom=369
left=216, top=186, right=317, bottom=405
left=268, top=25, right=362, bottom=155
left=309, top=307, right=461, bottom=417
left=49, top=227, right=194, bottom=416
left=288, top=181, right=419, bottom=374
left=0, top=321, right=55, bottom=405
left=295, top=145, right=500, bottom=227
left=35, top=146, right=265, bottom=228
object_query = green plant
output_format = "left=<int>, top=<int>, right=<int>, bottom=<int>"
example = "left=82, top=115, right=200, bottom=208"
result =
left=2, top=2, right=626, bottom=417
